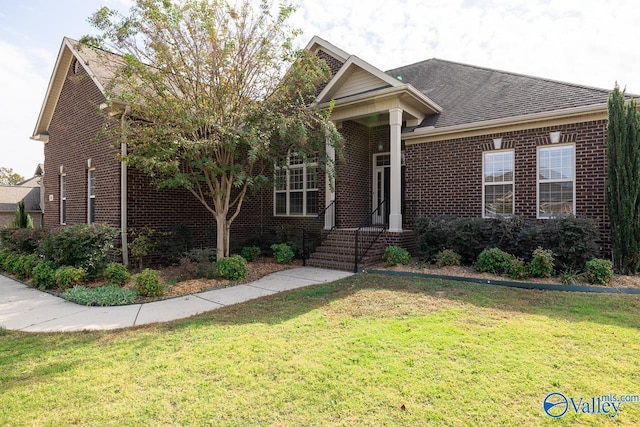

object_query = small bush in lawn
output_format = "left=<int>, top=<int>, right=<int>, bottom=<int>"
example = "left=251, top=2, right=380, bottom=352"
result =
left=560, top=268, right=582, bottom=285
left=54, top=266, right=86, bottom=290
left=383, top=246, right=411, bottom=267
left=434, top=249, right=461, bottom=267
left=476, top=248, right=514, bottom=275
left=63, top=284, right=138, bottom=306
left=134, top=268, right=164, bottom=297
left=104, top=262, right=131, bottom=286
left=241, top=246, right=261, bottom=262
left=217, top=255, right=248, bottom=280
left=584, top=258, right=614, bottom=285
left=271, top=243, right=295, bottom=264
left=32, top=261, right=58, bottom=290
left=528, top=247, right=555, bottom=278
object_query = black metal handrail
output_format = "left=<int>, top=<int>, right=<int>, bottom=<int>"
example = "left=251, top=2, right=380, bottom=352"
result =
left=301, top=200, right=337, bottom=265
left=354, top=199, right=388, bottom=272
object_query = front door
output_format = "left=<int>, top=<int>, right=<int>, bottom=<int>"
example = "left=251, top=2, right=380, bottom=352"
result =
left=372, top=153, right=405, bottom=226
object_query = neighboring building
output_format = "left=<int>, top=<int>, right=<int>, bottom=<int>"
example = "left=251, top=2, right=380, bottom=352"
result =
left=32, top=36, right=632, bottom=269
left=0, top=165, right=44, bottom=228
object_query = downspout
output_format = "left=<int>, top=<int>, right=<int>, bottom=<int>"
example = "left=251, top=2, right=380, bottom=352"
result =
left=120, top=105, right=130, bottom=266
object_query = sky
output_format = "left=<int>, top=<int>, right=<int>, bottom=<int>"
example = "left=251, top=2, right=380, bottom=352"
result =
left=1, top=0, right=639, bottom=179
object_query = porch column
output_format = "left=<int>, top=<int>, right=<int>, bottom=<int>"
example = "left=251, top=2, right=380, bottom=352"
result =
left=324, top=122, right=337, bottom=230
left=388, top=107, right=403, bottom=232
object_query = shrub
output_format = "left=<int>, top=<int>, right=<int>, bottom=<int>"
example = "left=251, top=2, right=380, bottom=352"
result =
left=584, top=259, right=614, bottom=285
left=241, top=246, right=261, bottom=262
left=63, top=284, right=138, bottom=306
left=38, top=224, right=117, bottom=278
left=104, top=262, right=131, bottom=286
left=383, top=246, right=411, bottom=267
left=271, top=243, right=295, bottom=264
left=507, top=257, right=528, bottom=280
left=528, top=247, right=555, bottom=278
left=434, top=249, right=461, bottom=267
left=129, top=228, right=155, bottom=269
left=0, top=248, right=10, bottom=268
left=560, top=269, right=582, bottom=285
left=185, top=248, right=217, bottom=263
left=476, top=248, right=514, bottom=275
left=0, top=228, right=47, bottom=254
left=20, top=254, right=41, bottom=279
left=32, top=261, right=58, bottom=290
left=1, top=252, right=20, bottom=275
left=134, top=268, right=164, bottom=297
left=217, top=255, right=248, bottom=280
left=196, top=262, right=219, bottom=279
left=54, top=266, right=87, bottom=290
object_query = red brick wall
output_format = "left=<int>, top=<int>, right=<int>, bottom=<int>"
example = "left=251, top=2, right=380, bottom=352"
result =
left=405, top=120, right=609, bottom=251
left=43, top=58, right=121, bottom=229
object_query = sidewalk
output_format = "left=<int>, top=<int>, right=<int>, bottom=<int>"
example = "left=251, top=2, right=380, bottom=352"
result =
left=0, top=267, right=353, bottom=333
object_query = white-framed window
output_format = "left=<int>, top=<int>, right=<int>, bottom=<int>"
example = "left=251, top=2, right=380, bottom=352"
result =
left=87, top=169, right=96, bottom=224
left=60, top=173, right=67, bottom=225
left=483, top=150, right=514, bottom=217
left=537, top=144, right=575, bottom=218
left=274, top=153, right=318, bottom=216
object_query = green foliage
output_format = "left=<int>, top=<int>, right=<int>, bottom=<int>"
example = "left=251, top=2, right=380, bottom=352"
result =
left=104, top=262, right=131, bottom=286
left=434, top=249, right=461, bottom=267
left=382, top=246, right=410, bottom=267
left=0, top=227, right=47, bottom=254
left=217, top=255, right=248, bottom=281
left=185, top=248, right=218, bottom=264
left=527, top=247, right=555, bottom=278
left=271, top=243, right=295, bottom=264
left=12, top=201, right=33, bottom=229
left=32, top=261, right=58, bottom=290
left=84, top=0, right=343, bottom=260
left=606, top=85, right=640, bottom=274
left=560, top=269, right=582, bottom=285
left=134, top=268, right=164, bottom=297
left=415, top=216, right=598, bottom=270
left=63, top=284, right=138, bottom=306
left=476, top=248, right=527, bottom=279
left=584, top=259, right=614, bottom=285
left=39, top=224, right=117, bottom=278
left=0, top=166, right=24, bottom=185
left=129, top=228, right=155, bottom=270
left=240, top=246, right=261, bottom=262
left=54, top=266, right=87, bottom=290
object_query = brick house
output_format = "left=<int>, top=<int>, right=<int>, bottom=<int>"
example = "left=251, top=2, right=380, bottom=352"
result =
left=32, top=36, right=622, bottom=270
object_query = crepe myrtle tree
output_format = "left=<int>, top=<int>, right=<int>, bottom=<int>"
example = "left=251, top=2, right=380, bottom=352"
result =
left=83, top=0, right=343, bottom=260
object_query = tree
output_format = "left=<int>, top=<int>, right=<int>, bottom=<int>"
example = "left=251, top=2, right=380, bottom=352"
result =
left=12, top=201, right=34, bottom=229
left=0, top=167, right=24, bottom=186
left=606, top=84, right=640, bottom=274
left=83, top=0, right=342, bottom=260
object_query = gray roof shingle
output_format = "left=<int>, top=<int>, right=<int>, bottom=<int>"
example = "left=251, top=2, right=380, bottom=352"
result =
left=385, top=59, right=615, bottom=128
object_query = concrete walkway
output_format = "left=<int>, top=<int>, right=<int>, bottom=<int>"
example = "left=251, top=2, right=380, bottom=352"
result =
left=0, top=268, right=353, bottom=333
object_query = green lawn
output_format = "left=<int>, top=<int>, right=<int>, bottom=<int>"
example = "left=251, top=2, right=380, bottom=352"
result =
left=2, top=274, right=640, bottom=426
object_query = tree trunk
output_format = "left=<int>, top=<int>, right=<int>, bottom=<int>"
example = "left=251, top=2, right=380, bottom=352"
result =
left=215, top=213, right=226, bottom=261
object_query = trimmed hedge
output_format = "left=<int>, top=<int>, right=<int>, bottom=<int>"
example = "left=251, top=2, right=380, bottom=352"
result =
left=415, top=216, right=599, bottom=270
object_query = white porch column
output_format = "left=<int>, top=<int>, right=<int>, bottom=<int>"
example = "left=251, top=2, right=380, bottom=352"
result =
left=324, top=123, right=337, bottom=230
left=388, top=107, right=403, bottom=232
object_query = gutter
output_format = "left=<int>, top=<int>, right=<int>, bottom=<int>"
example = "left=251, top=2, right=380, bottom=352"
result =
left=120, top=105, right=130, bottom=266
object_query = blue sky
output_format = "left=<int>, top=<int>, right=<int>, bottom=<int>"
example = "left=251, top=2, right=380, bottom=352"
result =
left=1, top=0, right=639, bottom=178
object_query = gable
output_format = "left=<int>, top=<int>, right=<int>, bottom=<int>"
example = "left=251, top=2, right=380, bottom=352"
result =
left=332, top=67, right=392, bottom=99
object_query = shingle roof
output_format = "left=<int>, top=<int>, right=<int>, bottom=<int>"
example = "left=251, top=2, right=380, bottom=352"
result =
left=385, top=59, right=614, bottom=128
left=0, top=186, right=40, bottom=212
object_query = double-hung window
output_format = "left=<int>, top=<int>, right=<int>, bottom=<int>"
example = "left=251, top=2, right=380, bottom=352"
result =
left=483, top=150, right=514, bottom=217
left=60, top=174, right=67, bottom=225
left=87, top=169, right=96, bottom=224
left=274, top=153, right=318, bottom=216
left=538, top=145, right=575, bottom=217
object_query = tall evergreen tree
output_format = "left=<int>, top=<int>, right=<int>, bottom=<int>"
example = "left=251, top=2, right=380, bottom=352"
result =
left=606, top=85, right=640, bottom=273
left=12, top=201, right=33, bottom=229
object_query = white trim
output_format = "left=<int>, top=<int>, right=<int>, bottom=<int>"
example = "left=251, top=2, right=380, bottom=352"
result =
left=482, top=149, right=515, bottom=218
left=273, top=154, right=319, bottom=217
left=536, top=143, right=576, bottom=219
left=87, top=168, right=96, bottom=224
left=305, top=36, right=350, bottom=63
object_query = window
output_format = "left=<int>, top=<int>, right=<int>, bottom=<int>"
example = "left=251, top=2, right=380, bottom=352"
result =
left=60, top=174, right=67, bottom=224
left=87, top=169, right=96, bottom=224
left=483, top=150, right=514, bottom=217
left=274, top=153, right=318, bottom=216
left=538, top=145, right=575, bottom=217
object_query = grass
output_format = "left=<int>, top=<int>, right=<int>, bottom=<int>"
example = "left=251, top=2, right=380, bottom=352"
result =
left=2, top=273, right=640, bottom=425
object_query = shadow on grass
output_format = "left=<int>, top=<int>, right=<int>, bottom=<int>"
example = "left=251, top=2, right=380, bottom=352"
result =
left=165, top=272, right=640, bottom=331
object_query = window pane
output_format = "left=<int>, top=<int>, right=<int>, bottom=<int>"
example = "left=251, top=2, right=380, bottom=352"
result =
left=290, top=168, right=304, bottom=190
left=306, top=191, right=318, bottom=215
left=290, top=192, right=303, bottom=215
left=275, top=193, right=287, bottom=215
left=484, top=184, right=513, bottom=216
left=88, top=170, right=96, bottom=197
left=89, top=198, right=95, bottom=224
left=539, top=182, right=574, bottom=215
left=289, top=153, right=303, bottom=165
left=539, top=146, right=573, bottom=180
left=484, top=151, right=513, bottom=183
left=275, top=170, right=287, bottom=191
left=61, top=200, right=66, bottom=224
left=61, top=176, right=66, bottom=198
left=306, top=167, right=318, bottom=190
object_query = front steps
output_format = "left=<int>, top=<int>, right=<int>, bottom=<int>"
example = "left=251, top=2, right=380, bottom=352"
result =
left=305, top=229, right=387, bottom=271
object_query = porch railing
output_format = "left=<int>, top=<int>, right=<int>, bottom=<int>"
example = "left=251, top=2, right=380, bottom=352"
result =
left=354, top=199, right=388, bottom=272
left=301, top=200, right=337, bottom=265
